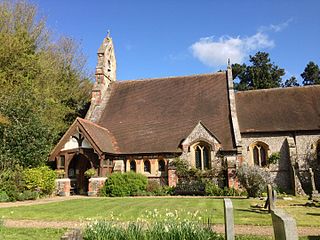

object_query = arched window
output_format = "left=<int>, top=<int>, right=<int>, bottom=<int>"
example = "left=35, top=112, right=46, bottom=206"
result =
left=158, top=160, right=165, bottom=172
left=317, top=141, right=320, bottom=163
left=130, top=160, right=136, bottom=172
left=144, top=160, right=151, bottom=173
left=251, top=142, right=268, bottom=167
left=194, top=143, right=211, bottom=170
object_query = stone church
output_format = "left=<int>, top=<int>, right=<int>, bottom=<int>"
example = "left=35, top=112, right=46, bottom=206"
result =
left=50, top=35, right=320, bottom=196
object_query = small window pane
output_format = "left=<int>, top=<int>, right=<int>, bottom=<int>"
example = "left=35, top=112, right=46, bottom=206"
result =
left=253, top=146, right=259, bottom=166
left=195, top=147, right=202, bottom=169
left=130, top=161, right=136, bottom=172
left=144, top=160, right=151, bottom=173
left=158, top=160, right=165, bottom=172
left=60, top=156, right=65, bottom=169
left=260, top=147, right=267, bottom=166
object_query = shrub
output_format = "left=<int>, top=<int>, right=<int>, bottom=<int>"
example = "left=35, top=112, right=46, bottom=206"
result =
left=83, top=220, right=223, bottom=240
left=0, top=165, right=25, bottom=201
left=268, top=152, right=280, bottom=165
left=23, top=166, right=56, bottom=196
left=205, top=182, right=224, bottom=196
left=174, top=180, right=206, bottom=195
left=237, top=164, right=273, bottom=197
left=103, top=172, right=148, bottom=197
left=0, top=191, right=9, bottom=202
left=84, top=168, right=96, bottom=178
left=16, top=190, right=39, bottom=201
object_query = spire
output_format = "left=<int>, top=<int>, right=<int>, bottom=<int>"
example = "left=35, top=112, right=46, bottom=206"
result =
left=107, top=30, right=110, bottom=38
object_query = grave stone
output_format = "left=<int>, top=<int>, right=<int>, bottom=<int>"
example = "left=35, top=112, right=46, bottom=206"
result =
left=223, top=198, right=235, bottom=240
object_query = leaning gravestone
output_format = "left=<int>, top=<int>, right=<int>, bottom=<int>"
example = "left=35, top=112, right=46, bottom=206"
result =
left=223, top=198, right=235, bottom=240
left=271, top=209, right=298, bottom=240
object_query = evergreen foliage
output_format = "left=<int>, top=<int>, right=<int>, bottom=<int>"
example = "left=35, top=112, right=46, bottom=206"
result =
left=301, top=61, right=320, bottom=85
left=282, top=76, right=300, bottom=87
left=232, top=52, right=285, bottom=91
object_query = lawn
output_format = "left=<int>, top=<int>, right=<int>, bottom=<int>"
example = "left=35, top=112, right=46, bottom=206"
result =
left=0, top=227, right=65, bottom=240
left=0, top=196, right=318, bottom=227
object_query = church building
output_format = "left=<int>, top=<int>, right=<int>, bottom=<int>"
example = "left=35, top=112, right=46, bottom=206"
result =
left=50, top=35, right=320, bottom=196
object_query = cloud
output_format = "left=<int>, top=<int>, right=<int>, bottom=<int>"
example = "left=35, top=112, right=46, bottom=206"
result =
left=190, top=19, right=292, bottom=68
left=190, top=32, right=274, bottom=67
left=259, top=18, right=293, bottom=33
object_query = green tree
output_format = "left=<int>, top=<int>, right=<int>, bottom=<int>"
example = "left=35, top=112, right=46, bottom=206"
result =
left=282, top=76, right=300, bottom=87
left=0, top=0, right=92, bottom=168
left=232, top=52, right=285, bottom=91
left=301, top=61, right=320, bottom=85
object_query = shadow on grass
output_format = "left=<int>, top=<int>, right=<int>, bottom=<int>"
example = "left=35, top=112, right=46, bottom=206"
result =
left=236, top=208, right=270, bottom=215
left=306, top=236, right=320, bottom=240
left=306, top=212, right=320, bottom=216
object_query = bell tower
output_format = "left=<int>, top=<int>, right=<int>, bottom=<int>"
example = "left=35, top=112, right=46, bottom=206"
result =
left=86, top=32, right=117, bottom=122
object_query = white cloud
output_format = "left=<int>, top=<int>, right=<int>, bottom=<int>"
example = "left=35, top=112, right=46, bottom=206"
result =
left=259, top=18, right=293, bottom=33
left=190, top=19, right=292, bottom=68
left=190, top=32, right=274, bottom=67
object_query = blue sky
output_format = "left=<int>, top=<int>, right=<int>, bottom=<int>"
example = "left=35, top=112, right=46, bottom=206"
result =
left=31, top=0, right=320, bottom=83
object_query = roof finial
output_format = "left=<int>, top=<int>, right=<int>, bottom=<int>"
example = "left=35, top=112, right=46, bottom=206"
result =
left=107, top=30, right=110, bottom=38
left=227, top=58, right=231, bottom=69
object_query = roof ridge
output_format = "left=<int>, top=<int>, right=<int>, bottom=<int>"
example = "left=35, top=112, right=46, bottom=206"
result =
left=78, top=117, right=120, bottom=153
left=236, top=84, right=320, bottom=94
left=116, top=71, right=225, bottom=83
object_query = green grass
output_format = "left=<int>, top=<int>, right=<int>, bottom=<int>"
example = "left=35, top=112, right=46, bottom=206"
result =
left=0, top=197, right=318, bottom=227
left=0, top=227, right=65, bottom=240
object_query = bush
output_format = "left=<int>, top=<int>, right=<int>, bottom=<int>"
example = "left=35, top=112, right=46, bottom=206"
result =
left=174, top=180, right=206, bottom=195
left=237, top=164, right=273, bottom=197
left=205, top=182, right=224, bottom=196
left=83, top=220, right=223, bottom=240
left=16, top=190, right=39, bottom=201
left=0, top=191, right=9, bottom=202
left=0, top=165, right=25, bottom=201
left=103, top=172, right=148, bottom=197
left=23, top=166, right=56, bottom=196
left=268, top=152, right=280, bottom=165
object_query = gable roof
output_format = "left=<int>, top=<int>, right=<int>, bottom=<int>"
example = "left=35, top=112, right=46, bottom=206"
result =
left=97, top=72, right=236, bottom=153
left=235, top=85, right=320, bottom=133
left=49, top=118, right=118, bottom=160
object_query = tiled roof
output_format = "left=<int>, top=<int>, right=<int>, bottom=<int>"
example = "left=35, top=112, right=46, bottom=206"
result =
left=77, top=118, right=119, bottom=153
left=236, top=85, right=320, bottom=133
left=97, top=72, right=235, bottom=153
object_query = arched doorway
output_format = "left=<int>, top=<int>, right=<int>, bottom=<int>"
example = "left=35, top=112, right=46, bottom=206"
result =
left=68, top=154, right=92, bottom=195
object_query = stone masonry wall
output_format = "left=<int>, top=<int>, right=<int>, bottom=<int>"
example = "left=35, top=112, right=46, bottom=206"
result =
left=241, top=132, right=292, bottom=192
left=241, top=131, right=320, bottom=193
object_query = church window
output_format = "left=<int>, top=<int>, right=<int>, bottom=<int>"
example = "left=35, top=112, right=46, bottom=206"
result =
left=158, top=160, right=165, bottom=172
left=59, top=155, right=65, bottom=169
left=194, top=143, right=211, bottom=170
left=130, top=160, right=136, bottom=172
left=316, top=140, right=320, bottom=163
left=251, top=142, right=268, bottom=167
left=144, top=160, right=151, bottom=173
